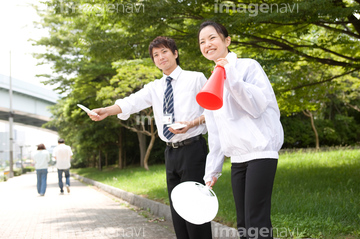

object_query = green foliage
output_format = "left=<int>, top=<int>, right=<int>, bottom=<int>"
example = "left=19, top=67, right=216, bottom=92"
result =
left=13, top=168, right=22, bottom=177
left=22, top=167, right=35, bottom=173
left=34, top=0, right=360, bottom=167
left=281, top=112, right=360, bottom=148
left=44, top=95, right=123, bottom=168
left=317, top=116, right=360, bottom=146
left=281, top=115, right=314, bottom=148
left=98, top=58, right=162, bottom=100
left=0, top=175, right=7, bottom=182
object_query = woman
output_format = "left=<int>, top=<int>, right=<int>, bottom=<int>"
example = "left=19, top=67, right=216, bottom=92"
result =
left=198, top=21, right=284, bottom=239
left=34, top=144, right=50, bottom=196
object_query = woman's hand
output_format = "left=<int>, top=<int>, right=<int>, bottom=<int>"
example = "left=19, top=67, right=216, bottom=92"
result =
left=205, top=176, right=218, bottom=189
left=216, top=58, right=229, bottom=67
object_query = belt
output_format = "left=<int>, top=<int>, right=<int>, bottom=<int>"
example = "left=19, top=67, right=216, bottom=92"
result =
left=166, top=135, right=202, bottom=149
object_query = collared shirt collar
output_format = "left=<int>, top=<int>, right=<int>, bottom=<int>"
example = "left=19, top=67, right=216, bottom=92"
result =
left=163, top=65, right=182, bottom=81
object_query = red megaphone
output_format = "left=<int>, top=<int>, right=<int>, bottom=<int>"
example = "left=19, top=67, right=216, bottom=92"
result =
left=196, top=66, right=226, bottom=110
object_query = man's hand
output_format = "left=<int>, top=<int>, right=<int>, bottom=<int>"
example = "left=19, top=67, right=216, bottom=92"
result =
left=89, top=108, right=109, bottom=121
left=169, top=121, right=191, bottom=134
left=169, top=115, right=205, bottom=134
left=89, top=105, right=122, bottom=121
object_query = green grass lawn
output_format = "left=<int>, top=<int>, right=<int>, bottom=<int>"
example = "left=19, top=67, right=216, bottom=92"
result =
left=72, top=149, right=360, bottom=238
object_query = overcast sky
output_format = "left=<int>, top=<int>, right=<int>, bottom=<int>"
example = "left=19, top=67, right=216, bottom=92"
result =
left=0, top=1, right=59, bottom=152
left=0, top=0, right=53, bottom=90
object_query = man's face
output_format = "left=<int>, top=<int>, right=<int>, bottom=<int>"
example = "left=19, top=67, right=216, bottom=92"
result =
left=152, top=46, right=178, bottom=75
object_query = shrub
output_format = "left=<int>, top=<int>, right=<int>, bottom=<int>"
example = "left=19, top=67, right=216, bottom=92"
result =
left=0, top=175, right=7, bottom=182
left=23, top=167, right=35, bottom=173
left=13, top=168, right=22, bottom=176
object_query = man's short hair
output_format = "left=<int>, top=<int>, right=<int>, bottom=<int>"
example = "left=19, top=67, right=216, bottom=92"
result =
left=149, top=36, right=180, bottom=66
left=58, top=138, right=65, bottom=143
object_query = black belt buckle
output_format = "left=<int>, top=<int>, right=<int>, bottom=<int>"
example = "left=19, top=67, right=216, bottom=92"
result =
left=167, top=135, right=201, bottom=148
left=167, top=142, right=179, bottom=148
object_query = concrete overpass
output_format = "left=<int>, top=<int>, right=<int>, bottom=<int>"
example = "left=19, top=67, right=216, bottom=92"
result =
left=0, top=74, right=60, bottom=169
left=0, top=74, right=59, bottom=129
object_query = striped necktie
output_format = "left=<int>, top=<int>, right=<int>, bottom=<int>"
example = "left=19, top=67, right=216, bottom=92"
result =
left=163, top=76, right=175, bottom=140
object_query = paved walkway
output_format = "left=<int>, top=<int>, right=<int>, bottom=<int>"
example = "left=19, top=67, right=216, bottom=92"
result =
left=0, top=171, right=176, bottom=239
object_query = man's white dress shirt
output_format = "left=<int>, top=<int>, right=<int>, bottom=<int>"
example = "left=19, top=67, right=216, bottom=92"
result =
left=115, top=66, right=207, bottom=142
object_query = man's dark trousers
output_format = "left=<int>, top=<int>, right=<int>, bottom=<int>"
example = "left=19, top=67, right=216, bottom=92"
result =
left=165, top=136, right=212, bottom=239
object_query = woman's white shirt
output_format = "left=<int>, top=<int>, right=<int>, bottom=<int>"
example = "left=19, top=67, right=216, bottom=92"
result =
left=34, top=150, right=50, bottom=170
left=204, top=52, right=284, bottom=183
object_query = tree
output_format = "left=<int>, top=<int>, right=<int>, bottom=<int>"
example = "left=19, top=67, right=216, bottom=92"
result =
left=80, top=0, right=360, bottom=115
left=96, top=59, right=163, bottom=170
left=35, top=1, right=161, bottom=169
left=36, top=0, right=360, bottom=158
left=303, top=109, right=320, bottom=150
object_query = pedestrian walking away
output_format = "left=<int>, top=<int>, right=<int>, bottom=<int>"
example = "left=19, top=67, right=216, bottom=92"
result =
left=33, top=143, right=50, bottom=196
left=53, top=138, right=73, bottom=194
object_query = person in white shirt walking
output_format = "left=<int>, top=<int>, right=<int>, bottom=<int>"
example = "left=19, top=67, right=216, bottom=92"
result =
left=88, top=36, right=212, bottom=239
left=198, top=21, right=284, bottom=239
left=53, top=138, right=73, bottom=194
left=33, top=143, right=50, bottom=196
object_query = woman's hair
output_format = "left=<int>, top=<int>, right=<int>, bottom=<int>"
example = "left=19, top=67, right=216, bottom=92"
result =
left=37, top=144, right=46, bottom=150
left=149, top=36, right=180, bottom=66
left=198, top=21, right=229, bottom=41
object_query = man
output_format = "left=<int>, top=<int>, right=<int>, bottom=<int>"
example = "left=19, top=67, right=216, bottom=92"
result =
left=53, top=138, right=73, bottom=194
left=88, top=36, right=212, bottom=239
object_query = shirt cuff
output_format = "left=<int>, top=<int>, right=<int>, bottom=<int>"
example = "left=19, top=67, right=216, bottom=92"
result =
left=115, top=99, right=131, bottom=120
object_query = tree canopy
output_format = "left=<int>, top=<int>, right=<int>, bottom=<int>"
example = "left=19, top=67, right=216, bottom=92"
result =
left=35, top=0, right=360, bottom=167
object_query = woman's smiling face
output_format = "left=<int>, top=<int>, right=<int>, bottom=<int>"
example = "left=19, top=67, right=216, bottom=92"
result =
left=199, top=25, right=230, bottom=62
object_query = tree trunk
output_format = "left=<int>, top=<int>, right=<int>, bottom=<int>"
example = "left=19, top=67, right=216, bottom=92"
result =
left=303, top=109, right=320, bottom=150
left=118, top=130, right=124, bottom=169
left=118, top=110, right=158, bottom=170
left=137, top=132, right=147, bottom=168
left=124, top=146, right=127, bottom=168
left=344, top=102, right=360, bottom=113
left=105, top=152, right=108, bottom=167
left=92, top=155, right=96, bottom=168
left=143, top=134, right=155, bottom=170
left=98, top=150, right=102, bottom=171
left=143, top=118, right=157, bottom=170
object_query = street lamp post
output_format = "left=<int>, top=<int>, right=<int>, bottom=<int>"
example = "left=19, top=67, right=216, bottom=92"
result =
left=20, top=145, right=24, bottom=174
left=0, top=150, right=4, bottom=169
left=9, top=50, right=14, bottom=178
